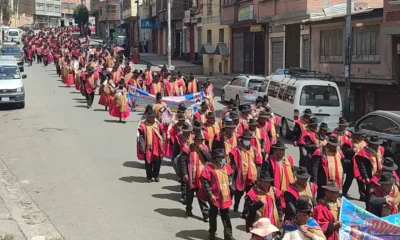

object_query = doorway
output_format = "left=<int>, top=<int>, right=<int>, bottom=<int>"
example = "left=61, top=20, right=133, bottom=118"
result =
left=209, top=58, right=214, bottom=75
left=254, top=32, right=265, bottom=75
left=285, top=24, right=300, bottom=68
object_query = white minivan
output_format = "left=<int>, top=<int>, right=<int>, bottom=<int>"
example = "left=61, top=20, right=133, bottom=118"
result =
left=256, top=68, right=343, bottom=137
left=0, top=61, right=26, bottom=108
left=5, top=28, right=22, bottom=44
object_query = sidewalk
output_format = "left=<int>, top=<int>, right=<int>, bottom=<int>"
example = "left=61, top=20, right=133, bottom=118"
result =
left=0, top=197, right=25, bottom=240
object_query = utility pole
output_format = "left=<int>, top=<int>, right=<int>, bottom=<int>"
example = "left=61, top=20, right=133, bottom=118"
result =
left=344, top=0, right=352, bottom=120
left=16, top=0, right=19, bottom=27
left=167, top=0, right=171, bottom=68
left=106, top=0, right=110, bottom=39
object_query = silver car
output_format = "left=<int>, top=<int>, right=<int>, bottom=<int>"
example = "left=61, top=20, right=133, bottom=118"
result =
left=221, top=75, right=266, bottom=106
left=0, top=47, right=24, bottom=72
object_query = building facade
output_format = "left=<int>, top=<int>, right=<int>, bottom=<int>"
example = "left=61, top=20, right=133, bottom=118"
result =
left=61, top=0, right=80, bottom=26
left=34, top=0, right=62, bottom=27
left=8, top=0, right=35, bottom=27
left=91, top=0, right=121, bottom=38
left=122, top=0, right=140, bottom=47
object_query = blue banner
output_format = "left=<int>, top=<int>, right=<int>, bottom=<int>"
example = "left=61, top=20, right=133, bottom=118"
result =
left=339, top=197, right=400, bottom=239
left=141, top=19, right=155, bottom=29
left=127, top=88, right=204, bottom=114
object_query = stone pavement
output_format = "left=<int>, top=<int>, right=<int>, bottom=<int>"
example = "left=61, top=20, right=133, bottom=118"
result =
left=0, top=196, right=25, bottom=240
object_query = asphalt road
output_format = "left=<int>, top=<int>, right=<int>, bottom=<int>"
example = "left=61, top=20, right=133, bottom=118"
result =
left=0, top=62, right=363, bottom=240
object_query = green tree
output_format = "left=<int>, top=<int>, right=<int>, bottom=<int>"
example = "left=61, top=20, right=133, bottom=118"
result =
left=73, top=4, right=89, bottom=36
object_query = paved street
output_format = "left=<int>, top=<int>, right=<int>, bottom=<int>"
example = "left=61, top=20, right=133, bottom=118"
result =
left=0, top=62, right=363, bottom=239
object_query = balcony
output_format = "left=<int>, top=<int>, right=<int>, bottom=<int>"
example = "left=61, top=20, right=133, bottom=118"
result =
left=123, top=6, right=138, bottom=19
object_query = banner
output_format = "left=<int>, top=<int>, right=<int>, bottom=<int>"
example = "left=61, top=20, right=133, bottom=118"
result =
left=127, top=88, right=204, bottom=114
left=339, top=197, right=400, bottom=239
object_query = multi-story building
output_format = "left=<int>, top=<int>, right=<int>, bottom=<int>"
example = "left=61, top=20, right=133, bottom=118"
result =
left=34, top=0, right=62, bottom=27
left=81, top=0, right=91, bottom=11
left=91, top=0, right=121, bottom=38
left=181, top=0, right=202, bottom=62
left=122, top=0, right=140, bottom=47
left=61, top=0, right=80, bottom=26
left=8, top=0, right=35, bottom=27
left=200, top=0, right=230, bottom=75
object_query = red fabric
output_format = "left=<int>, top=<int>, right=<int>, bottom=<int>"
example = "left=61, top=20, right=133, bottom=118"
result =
left=166, top=125, right=180, bottom=157
left=331, top=130, right=352, bottom=146
left=370, top=171, right=400, bottom=187
left=246, top=187, right=281, bottom=228
left=250, top=128, right=270, bottom=154
left=312, top=201, right=339, bottom=240
left=369, top=186, right=399, bottom=215
left=257, top=122, right=272, bottom=153
left=175, top=133, right=193, bottom=155
left=188, top=144, right=209, bottom=189
left=137, top=123, right=164, bottom=163
left=298, top=129, right=317, bottom=145
left=313, top=148, right=344, bottom=188
left=286, top=182, right=318, bottom=201
left=98, top=92, right=113, bottom=107
left=229, top=147, right=262, bottom=191
left=198, top=163, right=233, bottom=209
left=83, top=74, right=98, bottom=94
left=353, top=146, right=385, bottom=181
left=193, top=112, right=206, bottom=124
left=145, top=70, right=152, bottom=86
left=269, top=154, right=294, bottom=208
left=63, top=74, right=74, bottom=86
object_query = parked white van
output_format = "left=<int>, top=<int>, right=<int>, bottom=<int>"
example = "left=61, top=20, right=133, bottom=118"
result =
left=5, top=28, right=22, bottom=44
left=256, top=68, right=342, bottom=137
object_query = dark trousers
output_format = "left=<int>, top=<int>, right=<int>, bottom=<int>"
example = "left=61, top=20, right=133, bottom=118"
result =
left=209, top=204, right=233, bottom=238
left=343, top=162, right=366, bottom=200
left=180, top=180, right=187, bottom=200
left=86, top=92, right=95, bottom=107
left=28, top=59, right=32, bottom=66
left=299, top=147, right=306, bottom=167
left=186, top=186, right=209, bottom=215
left=37, top=55, right=42, bottom=63
left=145, top=159, right=161, bottom=180
left=233, top=184, right=252, bottom=212
left=43, top=59, right=48, bottom=66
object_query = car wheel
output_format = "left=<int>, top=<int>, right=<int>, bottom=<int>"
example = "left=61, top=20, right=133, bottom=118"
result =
left=236, top=95, right=240, bottom=106
left=20, top=67, right=24, bottom=72
left=280, top=119, right=291, bottom=139
left=220, top=90, right=226, bottom=103
left=19, top=102, right=25, bottom=109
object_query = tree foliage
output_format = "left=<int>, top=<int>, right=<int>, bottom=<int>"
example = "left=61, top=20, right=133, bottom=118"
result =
left=73, top=4, right=89, bottom=26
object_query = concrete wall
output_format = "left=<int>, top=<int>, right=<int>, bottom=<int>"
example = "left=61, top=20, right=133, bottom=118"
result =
left=309, top=18, right=394, bottom=84
left=383, top=0, right=400, bottom=34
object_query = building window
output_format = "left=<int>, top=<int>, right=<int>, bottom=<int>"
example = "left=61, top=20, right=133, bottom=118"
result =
left=55, top=6, right=60, bottom=13
left=223, top=0, right=232, bottom=5
left=107, top=5, right=117, bottom=14
left=61, top=3, right=68, bottom=9
left=36, top=3, right=45, bottom=11
left=207, top=30, right=212, bottom=43
left=219, top=29, right=224, bottom=43
left=163, top=0, right=167, bottom=10
left=69, top=3, right=76, bottom=10
left=207, top=0, right=212, bottom=13
left=46, top=4, right=54, bottom=11
left=320, top=29, right=343, bottom=62
left=352, top=25, right=380, bottom=61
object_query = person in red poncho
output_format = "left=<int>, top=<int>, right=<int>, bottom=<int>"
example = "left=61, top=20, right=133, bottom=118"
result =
left=312, top=181, right=342, bottom=240
left=369, top=172, right=400, bottom=217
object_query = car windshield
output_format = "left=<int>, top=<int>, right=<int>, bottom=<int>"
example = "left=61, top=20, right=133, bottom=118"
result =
left=300, top=85, right=340, bottom=107
left=8, top=31, right=18, bottom=36
left=1, top=48, right=19, bottom=56
left=247, top=79, right=264, bottom=90
left=0, top=66, right=20, bottom=79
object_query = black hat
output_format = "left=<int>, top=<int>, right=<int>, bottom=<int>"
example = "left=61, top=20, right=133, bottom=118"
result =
left=146, top=108, right=158, bottom=117
left=256, top=96, right=263, bottom=103
left=303, top=108, right=312, bottom=116
left=229, top=111, right=240, bottom=120
left=258, top=111, right=271, bottom=118
left=241, top=130, right=254, bottom=139
left=177, top=103, right=187, bottom=112
left=319, top=122, right=328, bottom=130
left=327, top=135, right=340, bottom=146
left=206, top=112, right=215, bottom=118
left=307, top=117, right=318, bottom=126
left=200, top=101, right=208, bottom=108
left=180, top=123, right=193, bottom=132
left=156, top=92, right=162, bottom=99
left=176, top=113, right=186, bottom=121
left=240, top=104, right=251, bottom=112
left=194, top=132, right=205, bottom=140
left=248, top=119, right=258, bottom=126
left=86, top=66, right=95, bottom=73
left=378, top=172, right=396, bottom=185
left=262, top=95, right=269, bottom=102
left=118, top=79, right=125, bottom=85
left=227, top=98, right=236, bottom=106
left=296, top=196, right=312, bottom=213
left=223, top=120, right=236, bottom=128
left=382, top=157, right=398, bottom=171
left=322, top=180, right=341, bottom=192
left=368, top=135, right=383, bottom=145
left=190, top=72, right=194, bottom=76
left=211, top=149, right=225, bottom=158
left=259, top=171, right=273, bottom=182
left=206, top=78, right=211, bottom=82
left=338, top=117, right=348, bottom=126
left=294, top=166, right=311, bottom=179
left=171, top=73, right=177, bottom=77
left=133, top=69, right=139, bottom=74
left=193, top=119, right=204, bottom=129
left=272, top=141, right=287, bottom=149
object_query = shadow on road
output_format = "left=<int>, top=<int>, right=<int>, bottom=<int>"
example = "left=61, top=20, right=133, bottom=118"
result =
left=69, top=91, right=81, bottom=94
left=119, top=176, right=148, bottom=183
left=235, top=224, right=246, bottom=232
left=176, top=229, right=223, bottom=240
left=72, top=98, right=87, bottom=101
left=161, top=185, right=181, bottom=192
left=58, top=85, right=73, bottom=88
left=152, top=193, right=182, bottom=203
left=162, top=159, right=173, bottom=167
left=73, top=105, right=88, bottom=108
left=93, top=109, right=108, bottom=112
left=0, top=105, right=20, bottom=111
left=122, top=161, right=144, bottom=169
left=154, top=208, right=204, bottom=221
left=158, top=172, right=179, bottom=181
left=104, top=119, right=127, bottom=124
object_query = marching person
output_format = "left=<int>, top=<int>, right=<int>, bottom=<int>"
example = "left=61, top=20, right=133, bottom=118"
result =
left=330, top=117, right=352, bottom=147
left=203, top=112, right=221, bottom=150
left=193, top=119, right=210, bottom=146
left=248, top=119, right=269, bottom=161
left=212, top=120, right=238, bottom=164
left=152, top=93, right=168, bottom=118
left=256, top=111, right=272, bottom=163
left=82, top=66, right=98, bottom=108
left=109, top=79, right=130, bottom=122
left=220, top=99, right=236, bottom=123
left=248, top=218, right=280, bottom=240
left=194, top=102, right=209, bottom=124
left=137, top=108, right=164, bottom=183
left=368, top=172, right=400, bottom=217
left=165, top=113, right=186, bottom=157
left=370, top=157, right=400, bottom=189
left=186, top=73, right=199, bottom=94
left=292, top=108, right=312, bottom=149
left=312, top=181, right=342, bottom=240
left=297, top=117, right=320, bottom=175
left=245, top=171, right=283, bottom=232
left=149, top=73, right=163, bottom=95
left=98, top=75, right=115, bottom=111
left=199, top=149, right=235, bottom=240
left=144, top=64, right=153, bottom=92
left=179, top=133, right=210, bottom=221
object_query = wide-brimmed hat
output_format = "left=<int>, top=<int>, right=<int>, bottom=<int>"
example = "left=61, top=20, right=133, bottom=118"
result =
left=294, top=166, right=311, bottom=179
left=180, top=123, right=193, bottom=132
left=178, top=103, right=187, bottom=112
left=256, top=96, right=263, bottom=103
left=368, top=135, right=383, bottom=145
left=248, top=119, right=258, bottom=126
left=303, top=109, right=312, bottom=116
left=223, top=120, right=236, bottom=128
left=156, top=92, right=162, bottom=99
left=379, top=172, right=396, bottom=185
left=327, top=136, right=340, bottom=147
left=229, top=112, right=240, bottom=120
left=86, top=66, right=95, bottom=73
left=259, top=171, right=273, bottom=182
left=296, top=196, right=312, bottom=213
left=272, top=141, right=287, bottom=149
left=200, top=101, right=208, bottom=108
left=338, top=117, right=348, bottom=126
left=258, top=111, right=271, bottom=119
left=211, top=149, right=225, bottom=158
left=146, top=108, right=158, bottom=117
left=240, top=104, right=251, bottom=112
left=193, top=119, right=204, bottom=129
left=382, top=157, right=398, bottom=171
left=349, top=128, right=363, bottom=135
left=250, top=218, right=279, bottom=237
left=206, top=112, right=215, bottom=118
left=307, top=117, right=318, bottom=126
left=262, top=95, right=269, bottom=102
left=319, top=122, right=328, bottom=130
left=240, top=130, right=254, bottom=139
left=194, top=132, right=205, bottom=140
left=322, top=180, right=341, bottom=192
left=227, top=98, right=236, bottom=106
left=176, top=113, right=186, bottom=121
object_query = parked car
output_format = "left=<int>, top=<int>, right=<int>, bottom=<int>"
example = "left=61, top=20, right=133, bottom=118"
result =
left=0, top=46, right=24, bottom=72
left=221, top=75, right=265, bottom=106
left=349, top=110, right=400, bottom=171
left=0, top=61, right=27, bottom=109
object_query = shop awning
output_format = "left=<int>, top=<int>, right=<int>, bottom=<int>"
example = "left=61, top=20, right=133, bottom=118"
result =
left=214, top=43, right=229, bottom=56
left=200, top=43, right=214, bottom=54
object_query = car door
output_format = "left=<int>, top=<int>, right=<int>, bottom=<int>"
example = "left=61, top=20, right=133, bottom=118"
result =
left=224, top=78, right=239, bottom=100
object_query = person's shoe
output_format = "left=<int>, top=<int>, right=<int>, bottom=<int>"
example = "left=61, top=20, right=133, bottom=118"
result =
left=233, top=205, right=239, bottom=213
left=224, top=235, right=235, bottom=240
left=185, top=210, right=193, bottom=217
left=147, top=178, right=152, bottom=183
left=209, top=234, right=216, bottom=240
left=182, top=198, right=187, bottom=205
left=154, top=177, right=160, bottom=182
left=241, top=213, right=247, bottom=219
left=359, top=195, right=365, bottom=201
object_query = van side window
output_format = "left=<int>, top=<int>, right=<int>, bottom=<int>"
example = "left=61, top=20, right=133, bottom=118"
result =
left=278, top=84, right=288, bottom=100
left=267, top=82, right=281, bottom=98
left=285, top=86, right=296, bottom=104
left=259, top=80, right=269, bottom=92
